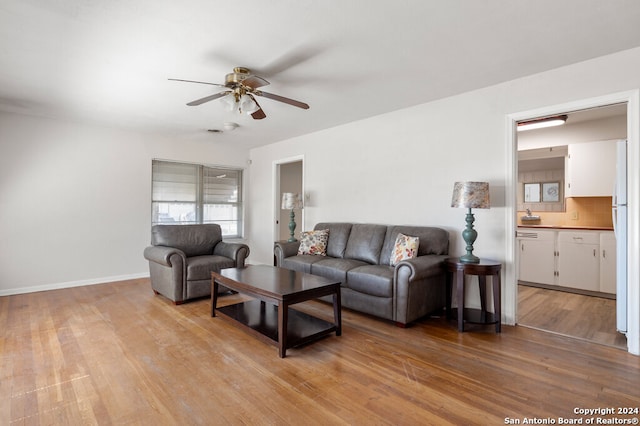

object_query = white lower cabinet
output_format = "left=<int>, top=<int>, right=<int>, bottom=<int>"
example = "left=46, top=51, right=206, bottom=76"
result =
left=518, top=230, right=556, bottom=285
left=557, top=231, right=600, bottom=291
left=599, top=232, right=617, bottom=294
left=517, top=228, right=615, bottom=294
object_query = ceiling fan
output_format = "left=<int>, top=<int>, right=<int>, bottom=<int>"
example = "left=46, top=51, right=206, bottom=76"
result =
left=169, top=67, right=309, bottom=120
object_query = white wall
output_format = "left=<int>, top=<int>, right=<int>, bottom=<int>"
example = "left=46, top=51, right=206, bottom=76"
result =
left=0, top=113, right=249, bottom=295
left=248, top=46, right=640, bottom=353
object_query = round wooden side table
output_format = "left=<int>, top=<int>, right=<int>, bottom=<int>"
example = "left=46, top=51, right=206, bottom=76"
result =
left=444, top=257, right=502, bottom=333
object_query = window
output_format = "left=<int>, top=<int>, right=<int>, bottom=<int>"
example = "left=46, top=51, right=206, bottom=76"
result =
left=151, top=160, right=243, bottom=237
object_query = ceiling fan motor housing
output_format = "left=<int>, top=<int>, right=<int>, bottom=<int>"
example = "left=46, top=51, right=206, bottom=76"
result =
left=225, top=67, right=251, bottom=87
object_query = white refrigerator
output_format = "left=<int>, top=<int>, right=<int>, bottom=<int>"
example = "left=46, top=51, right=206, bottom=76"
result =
left=613, top=140, right=628, bottom=334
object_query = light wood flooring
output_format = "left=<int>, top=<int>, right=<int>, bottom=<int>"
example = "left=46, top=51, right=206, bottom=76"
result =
left=2, top=278, right=640, bottom=425
left=518, top=284, right=627, bottom=349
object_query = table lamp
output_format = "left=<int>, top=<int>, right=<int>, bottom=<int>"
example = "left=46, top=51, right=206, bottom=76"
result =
left=281, top=192, right=303, bottom=242
left=451, top=181, right=490, bottom=263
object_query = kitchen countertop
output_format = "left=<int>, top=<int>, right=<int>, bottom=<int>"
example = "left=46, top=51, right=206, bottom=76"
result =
left=517, top=225, right=614, bottom=231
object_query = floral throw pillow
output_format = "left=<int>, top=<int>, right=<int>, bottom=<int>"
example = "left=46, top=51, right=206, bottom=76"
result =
left=298, top=229, right=330, bottom=256
left=390, top=233, right=420, bottom=266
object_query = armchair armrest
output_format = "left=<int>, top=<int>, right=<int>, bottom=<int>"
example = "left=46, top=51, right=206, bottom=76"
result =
left=213, top=241, right=251, bottom=267
left=273, top=241, right=301, bottom=266
left=143, top=246, right=186, bottom=267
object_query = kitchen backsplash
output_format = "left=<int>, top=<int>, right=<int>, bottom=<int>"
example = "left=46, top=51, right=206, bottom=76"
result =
left=518, top=196, right=613, bottom=228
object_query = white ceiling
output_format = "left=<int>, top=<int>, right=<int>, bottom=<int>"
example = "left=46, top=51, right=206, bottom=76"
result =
left=2, top=0, right=640, bottom=148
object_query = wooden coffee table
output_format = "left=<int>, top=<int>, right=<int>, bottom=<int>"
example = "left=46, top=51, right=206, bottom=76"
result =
left=211, top=265, right=342, bottom=358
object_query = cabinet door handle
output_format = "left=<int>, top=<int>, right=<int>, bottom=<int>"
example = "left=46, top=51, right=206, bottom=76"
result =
left=602, top=249, right=606, bottom=258
left=593, top=249, right=597, bottom=257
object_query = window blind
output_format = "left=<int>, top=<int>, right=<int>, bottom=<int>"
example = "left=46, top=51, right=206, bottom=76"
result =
left=151, top=160, right=243, bottom=237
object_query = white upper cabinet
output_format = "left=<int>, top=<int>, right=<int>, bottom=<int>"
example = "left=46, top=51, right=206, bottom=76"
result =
left=565, top=140, right=617, bottom=197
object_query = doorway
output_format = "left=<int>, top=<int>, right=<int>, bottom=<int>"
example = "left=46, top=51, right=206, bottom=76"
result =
left=514, top=103, right=628, bottom=350
left=274, top=157, right=304, bottom=242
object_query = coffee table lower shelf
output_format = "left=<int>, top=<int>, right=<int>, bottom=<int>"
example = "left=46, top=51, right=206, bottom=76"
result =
left=216, top=299, right=338, bottom=353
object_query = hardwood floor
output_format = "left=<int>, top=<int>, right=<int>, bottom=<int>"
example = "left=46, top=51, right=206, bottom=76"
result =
left=518, top=284, right=627, bottom=349
left=2, top=279, right=640, bottom=425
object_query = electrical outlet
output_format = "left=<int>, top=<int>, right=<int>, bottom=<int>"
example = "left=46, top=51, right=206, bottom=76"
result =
left=571, top=211, right=579, bottom=220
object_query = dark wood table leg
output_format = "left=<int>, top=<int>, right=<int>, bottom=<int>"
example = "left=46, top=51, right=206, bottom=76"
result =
left=455, top=270, right=465, bottom=332
left=478, top=275, right=487, bottom=313
left=446, top=269, right=453, bottom=320
left=211, top=279, right=219, bottom=317
left=333, top=288, right=342, bottom=336
left=493, top=272, right=501, bottom=333
left=278, top=302, right=288, bottom=358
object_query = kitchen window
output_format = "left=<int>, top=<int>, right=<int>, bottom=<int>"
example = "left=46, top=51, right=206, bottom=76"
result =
left=151, top=160, right=243, bottom=237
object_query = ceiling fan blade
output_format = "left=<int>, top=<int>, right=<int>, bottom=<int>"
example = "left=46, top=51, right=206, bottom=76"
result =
left=255, top=90, right=309, bottom=109
left=242, top=75, right=270, bottom=89
left=261, top=44, right=325, bottom=77
left=186, top=91, right=231, bottom=106
left=251, top=108, right=267, bottom=120
left=168, top=78, right=226, bottom=88
left=249, top=95, right=266, bottom=120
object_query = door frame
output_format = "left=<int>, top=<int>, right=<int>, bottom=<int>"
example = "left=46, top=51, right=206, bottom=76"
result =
left=506, top=90, right=640, bottom=355
left=272, top=155, right=305, bottom=243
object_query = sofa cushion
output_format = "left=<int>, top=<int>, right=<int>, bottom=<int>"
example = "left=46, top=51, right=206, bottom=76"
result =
left=344, top=224, right=387, bottom=264
left=347, top=265, right=394, bottom=298
left=282, top=254, right=325, bottom=274
left=151, top=224, right=222, bottom=257
left=390, top=233, right=420, bottom=266
left=314, top=223, right=352, bottom=258
left=298, top=229, right=329, bottom=256
left=311, top=258, right=368, bottom=285
left=186, top=255, right=235, bottom=281
left=380, top=225, right=449, bottom=264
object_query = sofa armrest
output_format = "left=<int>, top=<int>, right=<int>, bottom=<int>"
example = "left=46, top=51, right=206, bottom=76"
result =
left=143, top=246, right=186, bottom=267
left=273, top=241, right=301, bottom=266
left=213, top=241, right=251, bottom=267
left=394, top=254, right=448, bottom=325
left=394, top=255, right=448, bottom=282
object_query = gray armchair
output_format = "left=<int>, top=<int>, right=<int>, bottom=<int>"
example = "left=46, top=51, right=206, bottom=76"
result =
left=143, top=224, right=250, bottom=304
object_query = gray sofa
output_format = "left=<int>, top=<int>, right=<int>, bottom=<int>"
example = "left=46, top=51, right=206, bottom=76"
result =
left=144, top=224, right=250, bottom=304
left=274, top=223, right=449, bottom=326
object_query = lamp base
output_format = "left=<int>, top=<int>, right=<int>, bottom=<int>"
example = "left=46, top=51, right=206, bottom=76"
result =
left=287, top=209, right=297, bottom=242
left=459, top=254, right=480, bottom=264
left=460, top=208, right=480, bottom=264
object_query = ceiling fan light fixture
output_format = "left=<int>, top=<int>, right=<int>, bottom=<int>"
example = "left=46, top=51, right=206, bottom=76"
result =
left=220, top=93, right=237, bottom=112
left=239, top=94, right=259, bottom=114
left=517, top=115, right=568, bottom=132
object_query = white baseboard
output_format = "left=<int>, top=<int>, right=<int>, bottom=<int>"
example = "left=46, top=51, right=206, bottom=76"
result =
left=0, top=272, right=150, bottom=297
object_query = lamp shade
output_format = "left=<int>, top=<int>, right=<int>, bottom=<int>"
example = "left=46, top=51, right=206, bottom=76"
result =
left=451, top=182, right=490, bottom=209
left=281, top=192, right=303, bottom=210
